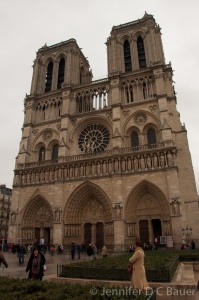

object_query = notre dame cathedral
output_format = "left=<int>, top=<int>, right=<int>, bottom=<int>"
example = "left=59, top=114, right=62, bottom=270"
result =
left=8, top=13, right=199, bottom=251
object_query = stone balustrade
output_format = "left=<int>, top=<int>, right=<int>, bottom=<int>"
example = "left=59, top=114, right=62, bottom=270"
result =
left=14, top=145, right=177, bottom=187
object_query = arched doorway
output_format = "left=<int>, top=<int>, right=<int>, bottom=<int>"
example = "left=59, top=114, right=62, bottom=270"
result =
left=84, top=222, right=104, bottom=249
left=21, top=194, right=53, bottom=246
left=63, top=182, right=113, bottom=250
left=125, top=180, right=170, bottom=245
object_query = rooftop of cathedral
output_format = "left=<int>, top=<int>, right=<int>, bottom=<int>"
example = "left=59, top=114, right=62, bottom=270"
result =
left=111, top=12, right=156, bottom=32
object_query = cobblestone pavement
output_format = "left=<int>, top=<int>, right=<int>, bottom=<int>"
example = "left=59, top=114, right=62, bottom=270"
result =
left=0, top=251, right=87, bottom=279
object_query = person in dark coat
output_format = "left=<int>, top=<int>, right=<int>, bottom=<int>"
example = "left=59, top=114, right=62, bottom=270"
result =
left=86, top=243, right=94, bottom=260
left=71, top=242, right=76, bottom=260
left=26, top=246, right=46, bottom=280
left=191, top=241, right=196, bottom=249
left=0, top=244, right=8, bottom=268
left=17, top=241, right=26, bottom=265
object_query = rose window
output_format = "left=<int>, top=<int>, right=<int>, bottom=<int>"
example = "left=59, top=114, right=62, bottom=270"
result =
left=78, top=124, right=110, bottom=154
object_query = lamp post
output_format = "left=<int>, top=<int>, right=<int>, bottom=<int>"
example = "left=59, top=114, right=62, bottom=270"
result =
left=182, top=227, right=192, bottom=244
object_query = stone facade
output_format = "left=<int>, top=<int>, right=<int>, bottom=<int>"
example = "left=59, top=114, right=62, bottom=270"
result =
left=8, top=13, right=199, bottom=251
left=0, top=184, right=12, bottom=242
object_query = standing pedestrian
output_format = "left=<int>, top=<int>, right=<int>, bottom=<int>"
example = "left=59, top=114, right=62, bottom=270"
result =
left=86, top=243, right=94, bottom=260
left=26, top=246, right=46, bottom=280
left=129, top=240, right=148, bottom=290
left=191, top=240, right=196, bottom=249
left=0, top=244, right=8, bottom=268
left=71, top=242, right=76, bottom=260
left=17, top=241, right=26, bottom=265
left=76, top=243, right=82, bottom=259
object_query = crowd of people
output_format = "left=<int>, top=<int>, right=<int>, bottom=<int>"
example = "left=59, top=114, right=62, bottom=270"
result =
left=129, top=241, right=157, bottom=253
left=181, top=240, right=196, bottom=250
left=70, top=242, right=108, bottom=260
left=0, top=242, right=46, bottom=280
left=0, top=237, right=198, bottom=290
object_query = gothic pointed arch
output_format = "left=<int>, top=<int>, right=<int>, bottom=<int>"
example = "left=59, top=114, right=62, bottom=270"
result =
left=143, top=122, right=159, bottom=146
left=147, top=127, right=157, bottom=145
left=31, top=129, right=60, bottom=151
left=123, top=110, right=161, bottom=148
left=123, top=110, right=160, bottom=134
left=131, top=130, right=139, bottom=148
left=19, top=190, right=54, bottom=245
left=39, top=145, right=45, bottom=161
left=22, top=193, right=53, bottom=227
left=52, top=143, right=59, bottom=161
left=64, top=181, right=113, bottom=223
left=125, top=180, right=170, bottom=222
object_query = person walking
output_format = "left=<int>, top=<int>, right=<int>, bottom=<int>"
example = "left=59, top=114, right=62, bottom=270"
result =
left=71, top=242, right=76, bottom=260
left=26, top=246, right=46, bottom=280
left=0, top=244, right=8, bottom=268
left=17, top=241, right=26, bottom=265
left=129, top=240, right=148, bottom=290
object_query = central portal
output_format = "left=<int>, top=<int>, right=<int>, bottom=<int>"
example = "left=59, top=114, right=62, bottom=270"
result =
left=84, top=222, right=104, bottom=249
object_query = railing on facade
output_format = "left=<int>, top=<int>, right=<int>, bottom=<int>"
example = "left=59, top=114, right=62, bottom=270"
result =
left=16, top=140, right=174, bottom=169
left=13, top=142, right=176, bottom=187
left=73, top=69, right=159, bottom=114
left=75, top=78, right=109, bottom=113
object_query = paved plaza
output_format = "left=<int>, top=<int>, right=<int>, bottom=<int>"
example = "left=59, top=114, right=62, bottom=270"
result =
left=0, top=251, right=81, bottom=279
left=0, top=252, right=199, bottom=299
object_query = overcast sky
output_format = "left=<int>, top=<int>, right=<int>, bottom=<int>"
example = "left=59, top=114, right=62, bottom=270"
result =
left=0, top=0, right=199, bottom=191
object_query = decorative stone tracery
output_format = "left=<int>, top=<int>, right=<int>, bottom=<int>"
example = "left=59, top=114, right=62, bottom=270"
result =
left=134, top=112, right=147, bottom=126
left=78, top=124, right=110, bottom=154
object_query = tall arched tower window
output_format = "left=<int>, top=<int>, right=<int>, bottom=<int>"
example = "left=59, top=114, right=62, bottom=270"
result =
left=39, top=146, right=45, bottom=161
left=131, top=131, right=139, bottom=148
left=57, top=58, right=65, bottom=89
left=123, top=40, right=132, bottom=72
left=137, top=36, right=146, bottom=69
left=45, top=61, right=53, bottom=92
left=147, top=128, right=156, bottom=145
left=52, top=144, right=58, bottom=161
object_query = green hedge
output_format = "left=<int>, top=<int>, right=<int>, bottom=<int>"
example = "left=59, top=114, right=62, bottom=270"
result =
left=0, top=277, right=156, bottom=300
left=58, top=250, right=199, bottom=282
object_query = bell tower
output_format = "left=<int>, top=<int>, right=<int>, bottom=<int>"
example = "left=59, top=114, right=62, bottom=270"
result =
left=107, top=13, right=165, bottom=75
left=30, top=39, right=92, bottom=96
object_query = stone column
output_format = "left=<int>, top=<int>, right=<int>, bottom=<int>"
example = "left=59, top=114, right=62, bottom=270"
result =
left=113, top=203, right=125, bottom=252
left=53, top=223, right=63, bottom=245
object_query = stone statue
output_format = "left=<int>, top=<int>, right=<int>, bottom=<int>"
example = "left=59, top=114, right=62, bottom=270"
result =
left=167, top=151, right=174, bottom=166
left=55, top=209, right=60, bottom=222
